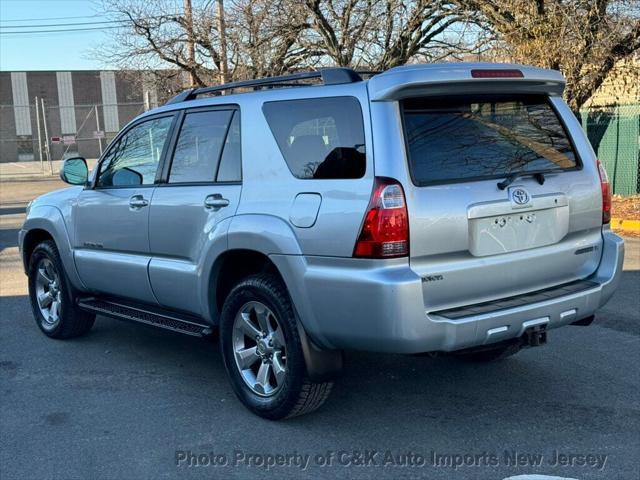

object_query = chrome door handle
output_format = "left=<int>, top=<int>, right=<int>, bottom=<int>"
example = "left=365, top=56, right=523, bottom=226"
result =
left=129, top=195, right=149, bottom=209
left=204, top=194, right=230, bottom=211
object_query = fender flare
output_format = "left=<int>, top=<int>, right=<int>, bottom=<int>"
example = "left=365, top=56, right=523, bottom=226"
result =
left=207, top=214, right=343, bottom=378
left=201, top=214, right=303, bottom=323
left=226, top=214, right=303, bottom=255
left=22, top=205, right=86, bottom=291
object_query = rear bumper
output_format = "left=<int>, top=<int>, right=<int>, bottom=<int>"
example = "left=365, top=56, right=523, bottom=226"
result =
left=273, top=230, right=624, bottom=354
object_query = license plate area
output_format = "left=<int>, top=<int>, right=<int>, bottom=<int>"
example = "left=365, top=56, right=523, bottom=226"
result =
left=468, top=195, right=569, bottom=256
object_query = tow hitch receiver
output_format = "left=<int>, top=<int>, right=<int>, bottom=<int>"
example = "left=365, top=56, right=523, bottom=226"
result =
left=523, top=324, right=547, bottom=347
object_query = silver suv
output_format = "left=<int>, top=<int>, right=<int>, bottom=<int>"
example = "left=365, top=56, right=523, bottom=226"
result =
left=19, top=63, right=624, bottom=419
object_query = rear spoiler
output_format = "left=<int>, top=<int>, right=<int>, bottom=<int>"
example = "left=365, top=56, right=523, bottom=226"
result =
left=367, top=63, right=565, bottom=101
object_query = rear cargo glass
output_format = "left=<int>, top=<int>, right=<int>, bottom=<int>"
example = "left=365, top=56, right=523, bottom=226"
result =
left=401, top=94, right=579, bottom=185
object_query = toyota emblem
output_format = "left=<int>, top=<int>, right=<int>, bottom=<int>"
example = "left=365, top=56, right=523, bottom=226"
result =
left=509, top=187, right=531, bottom=207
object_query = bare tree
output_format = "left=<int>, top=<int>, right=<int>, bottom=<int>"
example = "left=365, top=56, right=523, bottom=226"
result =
left=455, top=0, right=640, bottom=110
left=98, top=0, right=225, bottom=86
left=302, top=0, right=463, bottom=69
left=98, top=0, right=321, bottom=85
left=227, top=0, right=315, bottom=78
left=94, top=0, right=480, bottom=89
left=302, top=0, right=378, bottom=67
left=368, top=0, right=461, bottom=69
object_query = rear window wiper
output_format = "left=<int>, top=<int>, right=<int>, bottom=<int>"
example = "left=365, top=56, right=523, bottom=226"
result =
left=497, top=170, right=554, bottom=190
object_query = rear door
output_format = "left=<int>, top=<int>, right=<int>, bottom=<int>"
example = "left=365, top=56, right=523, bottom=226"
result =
left=385, top=93, right=603, bottom=312
left=148, top=106, right=242, bottom=315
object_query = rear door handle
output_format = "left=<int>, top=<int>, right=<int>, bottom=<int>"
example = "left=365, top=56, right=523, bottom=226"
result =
left=204, top=194, right=230, bottom=211
left=129, top=195, right=149, bottom=209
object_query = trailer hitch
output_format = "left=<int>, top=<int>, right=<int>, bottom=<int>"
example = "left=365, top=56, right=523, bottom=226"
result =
left=523, top=324, right=547, bottom=347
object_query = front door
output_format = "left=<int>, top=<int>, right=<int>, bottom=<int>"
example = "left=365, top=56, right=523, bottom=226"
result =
left=148, top=107, right=242, bottom=315
left=73, top=114, right=175, bottom=303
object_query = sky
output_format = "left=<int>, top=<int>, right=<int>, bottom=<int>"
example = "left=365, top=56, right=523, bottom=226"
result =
left=0, top=0, right=113, bottom=71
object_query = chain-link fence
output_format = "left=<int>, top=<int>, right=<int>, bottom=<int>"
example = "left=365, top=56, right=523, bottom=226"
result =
left=0, top=101, right=145, bottom=167
left=2, top=99, right=639, bottom=195
left=580, top=104, right=640, bottom=195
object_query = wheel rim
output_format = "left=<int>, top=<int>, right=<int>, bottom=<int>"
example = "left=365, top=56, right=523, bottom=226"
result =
left=232, top=301, right=287, bottom=397
left=34, top=258, right=62, bottom=331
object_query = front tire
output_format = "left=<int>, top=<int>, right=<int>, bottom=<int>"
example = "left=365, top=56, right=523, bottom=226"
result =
left=28, top=240, right=95, bottom=339
left=219, top=274, right=332, bottom=420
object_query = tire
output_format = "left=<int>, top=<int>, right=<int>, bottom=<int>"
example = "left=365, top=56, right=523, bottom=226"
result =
left=28, top=240, right=95, bottom=339
left=219, top=273, right=333, bottom=420
left=454, top=342, right=521, bottom=362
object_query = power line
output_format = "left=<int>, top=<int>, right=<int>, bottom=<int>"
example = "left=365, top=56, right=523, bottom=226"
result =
left=0, top=20, right=130, bottom=29
left=0, top=26, right=124, bottom=35
left=0, top=14, right=182, bottom=34
left=0, top=14, right=108, bottom=23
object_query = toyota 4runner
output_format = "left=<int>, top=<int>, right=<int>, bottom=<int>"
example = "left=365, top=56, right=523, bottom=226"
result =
left=19, top=63, right=624, bottom=419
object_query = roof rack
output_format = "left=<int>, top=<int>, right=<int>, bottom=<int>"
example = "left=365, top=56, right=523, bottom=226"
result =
left=165, top=67, right=365, bottom=105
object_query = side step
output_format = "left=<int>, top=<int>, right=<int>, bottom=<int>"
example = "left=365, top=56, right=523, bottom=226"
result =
left=77, top=297, right=212, bottom=337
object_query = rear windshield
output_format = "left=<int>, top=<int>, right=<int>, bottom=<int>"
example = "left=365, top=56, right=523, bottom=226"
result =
left=402, top=94, right=579, bottom=185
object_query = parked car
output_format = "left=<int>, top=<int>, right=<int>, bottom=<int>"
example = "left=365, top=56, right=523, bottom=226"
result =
left=19, top=63, right=624, bottom=419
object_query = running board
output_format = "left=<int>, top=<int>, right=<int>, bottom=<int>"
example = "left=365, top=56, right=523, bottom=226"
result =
left=77, top=297, right=212, bottom=337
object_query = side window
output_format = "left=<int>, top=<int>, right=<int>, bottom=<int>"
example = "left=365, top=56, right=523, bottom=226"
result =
left=216, top=111, right=241, bottom=182
left=97, top=116, right=173, bottom=187
left=169, top=110, right=233, bottom=184
left=262, top=97, right=366, bottom=179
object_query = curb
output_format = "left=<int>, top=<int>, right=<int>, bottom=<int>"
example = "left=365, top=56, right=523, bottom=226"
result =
left=610, top=218, right=640, bottom=233
left=0, top=174, right=60, bottom=183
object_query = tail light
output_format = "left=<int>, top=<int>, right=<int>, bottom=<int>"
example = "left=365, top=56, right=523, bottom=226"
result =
left=597, top=160, right=611, bottom=224
left=471, top=69, right=523, bottom=78
left=354, top=177, right=409, bottom=258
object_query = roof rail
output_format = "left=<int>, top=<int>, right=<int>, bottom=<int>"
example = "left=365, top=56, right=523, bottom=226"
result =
left=165, top=67, right=364, bottom=105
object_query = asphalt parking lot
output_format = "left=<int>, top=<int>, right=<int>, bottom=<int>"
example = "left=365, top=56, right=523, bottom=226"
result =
left=1, top=177, right=638, bottom=480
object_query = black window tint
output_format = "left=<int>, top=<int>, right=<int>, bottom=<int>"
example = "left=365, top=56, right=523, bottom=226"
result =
left=169, top=110, right=233, bottom=184
left=262, top=97, right=366, bottom=179
left=216, top=111, right=241, bottom=182
left=402, top=94, right=578, bottom=185
left=97, top=116, right=173, bottom=187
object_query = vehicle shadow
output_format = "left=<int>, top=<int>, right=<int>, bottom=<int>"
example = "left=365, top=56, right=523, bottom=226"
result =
left=3, top=278, right=637, bottom=442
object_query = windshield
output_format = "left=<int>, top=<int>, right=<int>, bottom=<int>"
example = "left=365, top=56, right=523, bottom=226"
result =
left=402, top=94, right=579, bottom=185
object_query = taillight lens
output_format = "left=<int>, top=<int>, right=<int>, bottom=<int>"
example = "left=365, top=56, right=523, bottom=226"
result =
left=354, top=177, right=409, bottom=258
left=597, top=160, right=611, bottom=224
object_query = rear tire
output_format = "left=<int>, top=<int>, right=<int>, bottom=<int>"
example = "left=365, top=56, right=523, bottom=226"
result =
left=28, top=240, right=95, bottom=339
left=455, top=342, right=521, bottom=362
left=219, top=273, right=333, bottom=419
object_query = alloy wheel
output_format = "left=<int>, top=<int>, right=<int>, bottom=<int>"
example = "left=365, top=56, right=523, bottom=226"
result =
left=232, top=301, right=287, bottom=396
left=34, top=258, right=62, bottom=331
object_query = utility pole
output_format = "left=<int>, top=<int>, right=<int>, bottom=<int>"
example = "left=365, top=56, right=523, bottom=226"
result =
left=184, top=0, right=196, bottom=87
left=34, top=96, right=44, bottom=171
left=40, top=98, right=53, bottom=175
left=217, top=0, right=229, bottom=84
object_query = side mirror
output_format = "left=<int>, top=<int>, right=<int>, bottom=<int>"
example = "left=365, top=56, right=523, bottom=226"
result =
left=60, top=157, right=88, bottom=185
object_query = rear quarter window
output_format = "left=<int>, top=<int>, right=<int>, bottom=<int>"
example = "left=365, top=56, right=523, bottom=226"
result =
left=402, top=94, right=579, bottom=185
left=262, top=97, right=366, bottom=179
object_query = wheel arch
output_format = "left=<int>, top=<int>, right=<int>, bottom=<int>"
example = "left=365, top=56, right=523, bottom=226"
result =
left=210, top=249, right=343, bottom=382
left=21, top=206, right=86, bottom=291
left=21, top=228, right=53, bottom=272
left=201, top=214, right=304, bottom=323
left=210, top=249, right=284, bottom=318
